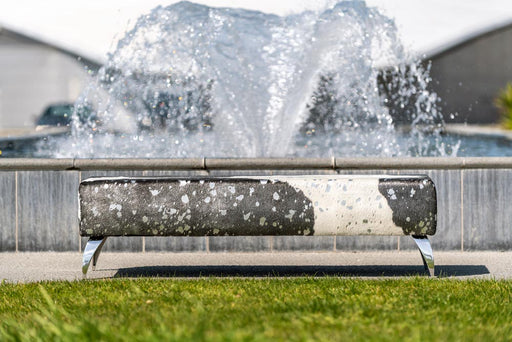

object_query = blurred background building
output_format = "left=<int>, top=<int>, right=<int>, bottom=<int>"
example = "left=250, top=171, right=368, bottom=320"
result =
left=428, top=21, right=512, bottom=123
left=0, top=26, right=100, bottom=128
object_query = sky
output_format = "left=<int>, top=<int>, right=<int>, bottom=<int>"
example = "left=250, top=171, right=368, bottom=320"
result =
left=1, top=0, right=512, bottom=63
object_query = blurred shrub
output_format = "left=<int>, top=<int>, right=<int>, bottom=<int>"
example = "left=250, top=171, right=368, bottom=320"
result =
left=495, top=83, right=512, bottom=129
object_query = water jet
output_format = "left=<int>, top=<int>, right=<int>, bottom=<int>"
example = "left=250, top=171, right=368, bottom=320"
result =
left=44, top=1, right=449, bottom=159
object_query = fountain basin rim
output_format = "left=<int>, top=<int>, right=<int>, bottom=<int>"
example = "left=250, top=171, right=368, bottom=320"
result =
left=1, top=157, right=512, bottom=171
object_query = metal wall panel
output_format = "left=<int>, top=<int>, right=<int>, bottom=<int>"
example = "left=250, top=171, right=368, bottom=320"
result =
left=209, top=236, right=271, bottom=253
left=0, top=172, right=16, bottom=251
left=274, top=236, right=335, bottom=251
left=17, top=171, right=79, bottom=251
left=463, top=169, right=512, bottom=250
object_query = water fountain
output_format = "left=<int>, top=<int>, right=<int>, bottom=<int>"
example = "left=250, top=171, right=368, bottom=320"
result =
left=44, top=0, right=451, bottom=159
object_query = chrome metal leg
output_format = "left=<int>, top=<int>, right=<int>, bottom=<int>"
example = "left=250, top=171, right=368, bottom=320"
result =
left=82, top=237, right=108, bottom=275
left=412, top=235, right=435, bottom=277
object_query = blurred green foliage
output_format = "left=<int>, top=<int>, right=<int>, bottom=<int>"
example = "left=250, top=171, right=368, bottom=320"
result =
left=495, top=83, right=512, bottom=129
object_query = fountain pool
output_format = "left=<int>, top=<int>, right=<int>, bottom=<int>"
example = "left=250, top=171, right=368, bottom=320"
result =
left=0, top=132, right=497, bottom=158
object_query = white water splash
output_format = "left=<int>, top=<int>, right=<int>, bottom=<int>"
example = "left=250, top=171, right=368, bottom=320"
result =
left=49, top=1, right=449, bottom=158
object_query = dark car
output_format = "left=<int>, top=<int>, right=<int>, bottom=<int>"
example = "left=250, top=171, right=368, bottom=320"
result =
left=36, top=104, right=74, bottom=127
left=36, top=103, right=96, bottom=129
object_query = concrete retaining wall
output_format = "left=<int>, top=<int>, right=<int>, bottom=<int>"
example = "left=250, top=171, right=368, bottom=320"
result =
left=1, top=157, right=511, bottom=252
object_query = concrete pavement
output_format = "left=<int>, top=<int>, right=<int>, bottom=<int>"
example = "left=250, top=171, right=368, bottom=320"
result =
left=1, top=251, right=512, bottom=283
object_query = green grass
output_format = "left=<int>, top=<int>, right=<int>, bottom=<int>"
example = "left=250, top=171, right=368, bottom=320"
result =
left=1, top=278, right=512, bottom=341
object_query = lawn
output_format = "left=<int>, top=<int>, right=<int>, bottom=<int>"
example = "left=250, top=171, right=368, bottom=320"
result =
left=0, top=278, right=511, bottom=341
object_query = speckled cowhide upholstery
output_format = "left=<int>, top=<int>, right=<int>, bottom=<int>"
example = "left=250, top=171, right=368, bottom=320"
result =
left=79, top=175, right=436, bottom=238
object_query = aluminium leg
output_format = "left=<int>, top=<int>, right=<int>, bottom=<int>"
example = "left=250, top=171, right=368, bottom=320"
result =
left=412, top=235, right=435, bottom=277
left=82, top=237, right=108, bottom=275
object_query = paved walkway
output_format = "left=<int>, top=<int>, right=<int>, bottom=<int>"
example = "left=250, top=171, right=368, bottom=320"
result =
left=1, top=251, right=511, bottom=283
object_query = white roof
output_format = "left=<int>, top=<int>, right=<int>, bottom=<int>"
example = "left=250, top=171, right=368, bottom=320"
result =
left=1, top=0, right=512, bottom=64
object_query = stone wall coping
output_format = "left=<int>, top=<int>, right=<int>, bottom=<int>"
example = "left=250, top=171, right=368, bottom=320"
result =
left=1, top=157, right=512, bottom=171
